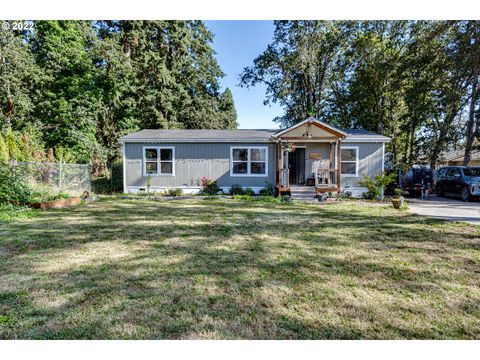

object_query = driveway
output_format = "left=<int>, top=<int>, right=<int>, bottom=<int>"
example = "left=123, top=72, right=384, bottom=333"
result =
left=408, top=195, right=480, bottom=225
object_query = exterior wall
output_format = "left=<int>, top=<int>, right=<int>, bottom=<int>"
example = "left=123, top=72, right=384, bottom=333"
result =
left=447, top=159, right=480, bottom=167
left=340, top=142, right=384, bottom=189
left=124, top=142, right=276, bottom=193
left=123, top=140, right=385, bottom=196
left=293, top=142, right=331, bottom=180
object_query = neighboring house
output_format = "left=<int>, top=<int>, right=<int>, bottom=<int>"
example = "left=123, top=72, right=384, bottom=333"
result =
left=438, top=149, right=480, bottom=167
left=119, top=118, right=390, bottom=197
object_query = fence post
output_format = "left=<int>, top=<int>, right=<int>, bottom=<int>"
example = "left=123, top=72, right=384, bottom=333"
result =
left=59, top=161, right=63, bottom=192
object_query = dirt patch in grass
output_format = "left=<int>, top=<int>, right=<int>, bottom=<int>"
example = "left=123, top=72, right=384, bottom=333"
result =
left=0, top=199, right=479, bottom=339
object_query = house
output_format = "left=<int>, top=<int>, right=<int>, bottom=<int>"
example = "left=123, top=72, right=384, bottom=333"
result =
left=438, top=149, right=480, bottom=167
left=119, top=118, right=390, bottom=197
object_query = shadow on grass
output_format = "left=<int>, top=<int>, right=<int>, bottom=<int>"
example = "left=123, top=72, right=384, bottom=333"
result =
left=0, top=199, right=479, bottom=339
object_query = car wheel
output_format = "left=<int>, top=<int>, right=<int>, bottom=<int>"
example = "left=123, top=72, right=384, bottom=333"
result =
left=438, top=186, right=445, bottom=197
left=461, top=187, right=470, bottom=202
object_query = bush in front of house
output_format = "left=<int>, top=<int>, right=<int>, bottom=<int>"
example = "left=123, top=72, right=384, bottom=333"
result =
left=200, top=177, right=221, bottom=195
left=244, top=187, right=255, bottom=196
left=165, top=188, right=183, bottom=196
left=229, top=184, right=244, bottom=195
left=358, top=173, right=396, bottom=200
left=259, top=181, right=276, bottom=196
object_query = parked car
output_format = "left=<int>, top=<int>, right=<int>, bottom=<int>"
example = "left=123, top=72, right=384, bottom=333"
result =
left=435, top=166, right=480, bottom=201
left=402, top=165, right=433, bottom=197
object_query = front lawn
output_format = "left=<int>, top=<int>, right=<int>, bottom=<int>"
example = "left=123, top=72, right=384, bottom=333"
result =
left=0, top=199, right=479, bottom=339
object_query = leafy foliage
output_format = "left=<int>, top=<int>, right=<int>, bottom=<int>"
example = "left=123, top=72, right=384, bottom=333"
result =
left=241, top=20, right=480, bottom=168
left=259, top=181, right=277, bottom=196
left=0, top=166, right=33, bottom=206
left=0, top=20, right=237, bottom=166
left=229, top=184, right=244, bottom=195
left=165, top=188, right=183, bottom=196
left=200, top=177, right=221, bottom=195
left=358, top=172, right=396, bottom=199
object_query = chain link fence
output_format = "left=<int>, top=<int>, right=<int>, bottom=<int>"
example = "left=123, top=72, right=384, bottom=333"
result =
left=12, top=161, right=92, bottom=196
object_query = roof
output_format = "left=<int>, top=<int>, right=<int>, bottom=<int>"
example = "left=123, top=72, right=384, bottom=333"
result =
left=119, top=129, right=278, bottom=143
left=119, top=119, right=390, bottom=143
left=441, top=149, right=480, bottom=162
left=342, top=128, right=391, bottom=143
left=273, top=117, right=348, bottom=138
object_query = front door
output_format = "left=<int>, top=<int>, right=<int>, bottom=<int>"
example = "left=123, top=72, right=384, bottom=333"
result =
left=288, top=148, right=306, bottom=185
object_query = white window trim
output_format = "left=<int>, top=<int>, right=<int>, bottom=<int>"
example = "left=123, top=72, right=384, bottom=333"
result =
left=142, top=146, right=175, bottom=177
left=230, top=146, right=268, bottom=177
left=340, top=146, right=359, bottom=177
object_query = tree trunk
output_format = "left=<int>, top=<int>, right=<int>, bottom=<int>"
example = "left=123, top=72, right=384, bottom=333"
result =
left=464, top=68, right=479, bottom=166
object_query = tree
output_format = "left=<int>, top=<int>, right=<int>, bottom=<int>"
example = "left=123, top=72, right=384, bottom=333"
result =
left=242, top=20, right=480, bottom=168
left=218, top=88, right=238, bottom=129
left=0, top=28, right=42, bottom=130
left=93, top=20, right=238, bottom=163
left=30, top=21, right=101, bottom=163
left=457, top=21, right=480, bottom=165
left=240, top=21, right=354, bottom=127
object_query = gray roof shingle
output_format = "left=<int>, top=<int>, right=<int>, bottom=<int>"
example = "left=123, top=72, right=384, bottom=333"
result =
left=119, top=129, right=278, bottom=142
left=119, top=127, right=390, bottom=143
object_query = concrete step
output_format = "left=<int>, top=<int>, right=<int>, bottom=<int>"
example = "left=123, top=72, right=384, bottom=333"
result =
left=290, top=186, right=317, bottom=201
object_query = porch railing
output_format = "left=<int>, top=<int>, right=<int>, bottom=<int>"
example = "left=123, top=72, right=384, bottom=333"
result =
left=278, top=168, right=289, bottom=189
left=315, top=168, right=337, bottom=188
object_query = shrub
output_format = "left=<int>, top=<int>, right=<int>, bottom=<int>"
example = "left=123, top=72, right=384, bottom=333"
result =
left=233, top=194, right=251, bottom=201
left=0, top=166, right=33, bottom=206
left=259, top=181, right=276, bottom=196
left=230, top=184, right=244, bottom=195
left=358, top=173, right=396, bottom=200
left=200, top=177, right=220, bottom=195
left=166, top=188, right=183, bottom=196
left=30, top=191, right=71, bottom=204
left=393, top=188, right=402, bottom=196
left=244, top=187, right=255, bottom=196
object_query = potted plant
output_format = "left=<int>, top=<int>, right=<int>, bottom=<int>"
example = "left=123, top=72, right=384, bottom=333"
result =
left=281, top=142, right=296, bottom=153
left=391, top=188, right=404, bottom=209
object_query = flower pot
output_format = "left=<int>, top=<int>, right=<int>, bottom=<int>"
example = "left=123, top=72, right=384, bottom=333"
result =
left=391, top=196, right=404, bottom=209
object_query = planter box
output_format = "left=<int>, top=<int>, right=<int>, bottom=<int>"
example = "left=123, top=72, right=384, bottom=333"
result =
left=32, top=197, right=81, bottom=210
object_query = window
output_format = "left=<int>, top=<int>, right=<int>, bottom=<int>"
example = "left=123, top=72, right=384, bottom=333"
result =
left=230, top=146, right=268, bottom=176
left=463, top=167, right=480, bottom=177
left=143, top=146, right=174, bottom=176
left=340, top=146, right=358, bottom=177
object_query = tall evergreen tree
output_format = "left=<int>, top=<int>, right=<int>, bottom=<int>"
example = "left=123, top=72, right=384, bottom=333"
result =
left=30, top=20, right=101, bottom=163
left=0, top=28, right=42, bottom=130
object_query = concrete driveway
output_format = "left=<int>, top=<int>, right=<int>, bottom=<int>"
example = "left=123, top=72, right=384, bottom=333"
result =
left=408, top=195, right=480, bottom=225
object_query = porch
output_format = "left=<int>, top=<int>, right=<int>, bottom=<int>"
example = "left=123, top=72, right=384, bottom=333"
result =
left=274, top=118, right=347, bottom=195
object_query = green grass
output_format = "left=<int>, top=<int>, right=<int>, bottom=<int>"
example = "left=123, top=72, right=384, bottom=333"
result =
left=0, top=205, right=38, bottom=222
left=0, top=198, right=479, bottom=339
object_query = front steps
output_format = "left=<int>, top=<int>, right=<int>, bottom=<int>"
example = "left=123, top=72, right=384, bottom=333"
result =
left=289, top=185, right=318, bottom=202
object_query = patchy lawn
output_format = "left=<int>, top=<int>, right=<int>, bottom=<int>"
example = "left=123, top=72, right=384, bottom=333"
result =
left=0, top=198, right=479, bottom=339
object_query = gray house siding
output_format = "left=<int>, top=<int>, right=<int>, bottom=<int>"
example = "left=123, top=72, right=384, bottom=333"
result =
left=294, top=143, right=331, bottom=180
left=340, top=142, right=384, bottom=188
left=124, top=142, right=276, bottom=190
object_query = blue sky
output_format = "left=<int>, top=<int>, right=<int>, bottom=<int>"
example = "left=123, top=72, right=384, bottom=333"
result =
left=205, top=21, right=283, bottom=129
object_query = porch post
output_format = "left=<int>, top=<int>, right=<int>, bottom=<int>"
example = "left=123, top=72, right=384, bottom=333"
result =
left=337, top=141, right=341, bottom=193
left=329, top=142, right=333, bottom=167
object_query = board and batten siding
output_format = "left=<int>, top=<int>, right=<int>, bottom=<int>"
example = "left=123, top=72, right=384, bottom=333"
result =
left=340, top=142, right=384, bottom=188
left=124, top=142, right=276, bottom=190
